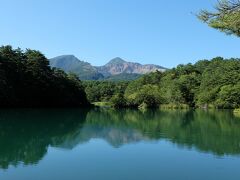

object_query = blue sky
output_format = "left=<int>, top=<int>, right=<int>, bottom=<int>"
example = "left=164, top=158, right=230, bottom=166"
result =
left=0, top=0, right=239, bottom=68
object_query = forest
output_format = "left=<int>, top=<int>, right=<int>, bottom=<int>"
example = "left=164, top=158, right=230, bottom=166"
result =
left=84, top=57, right=240, bottom=109
left=0, top=46, right=90, bottom=107
left=0, top=45, right=239, bottom=109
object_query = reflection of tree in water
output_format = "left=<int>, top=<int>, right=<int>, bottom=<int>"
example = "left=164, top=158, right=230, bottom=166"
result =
left=0, top=108, right=240, bottom=169
left=0, top=109, right=88, bottom=169
left=85, top=109, right=240, bottom=156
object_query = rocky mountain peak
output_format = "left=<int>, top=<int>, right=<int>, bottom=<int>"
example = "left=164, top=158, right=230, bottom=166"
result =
left=107, top=57, right=126, bottom=65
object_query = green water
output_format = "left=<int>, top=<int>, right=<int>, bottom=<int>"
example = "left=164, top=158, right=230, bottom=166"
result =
left=0, top=108, right=240, bottom=180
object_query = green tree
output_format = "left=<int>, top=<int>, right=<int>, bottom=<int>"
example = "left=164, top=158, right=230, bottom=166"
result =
left=111, top=93, right=127, bottom=108
left=83, top=81, right=128, bottom=102
left=196, top=57, right=240, bottom=107
left=0, top=45, right=90, bottom=107
left=198, top=0, right=240, bottom=36
left=215, top=83, right=240, bottom=108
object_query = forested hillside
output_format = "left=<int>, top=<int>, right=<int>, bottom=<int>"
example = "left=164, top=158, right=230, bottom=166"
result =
left=0, top=46, right=90, bottom=107
left=86, top=57, right=240, bottom=109
left=50, top=55, right=104, bottom=80
left=123, top=57, right=240, bottom=109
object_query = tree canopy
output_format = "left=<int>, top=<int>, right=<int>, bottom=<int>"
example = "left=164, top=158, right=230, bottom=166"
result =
left=0, top=46, right=90, bottom=107
left=198, top=0, right=240, bottom=36
left=99, top=57, right=240, bottom=109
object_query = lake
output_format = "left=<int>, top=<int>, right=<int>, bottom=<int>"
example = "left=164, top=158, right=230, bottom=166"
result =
left=0, top=108, right=240, bottom=180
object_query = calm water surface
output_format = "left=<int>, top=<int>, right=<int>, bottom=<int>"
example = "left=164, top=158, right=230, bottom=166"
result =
left=0, top=108, right=240, bottom=180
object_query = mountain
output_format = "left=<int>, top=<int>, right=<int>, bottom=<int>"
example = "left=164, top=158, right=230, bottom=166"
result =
left=49, top=55, right=104, bottom=80
left=49, top=56, right=167, bottom=80
left=96, top=57, right=166, bottom=76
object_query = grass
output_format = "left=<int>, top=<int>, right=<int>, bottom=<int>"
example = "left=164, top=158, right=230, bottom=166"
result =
left=93, top=102, right=112, bottom=107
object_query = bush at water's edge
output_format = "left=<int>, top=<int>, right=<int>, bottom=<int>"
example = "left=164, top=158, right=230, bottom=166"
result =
left=234, top=109, right=240, bottom=117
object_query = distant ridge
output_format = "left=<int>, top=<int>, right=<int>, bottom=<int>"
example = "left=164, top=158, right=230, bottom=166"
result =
left=49, top=55, right=103, bottom=80
left=49, top=56, right=167, bottom=80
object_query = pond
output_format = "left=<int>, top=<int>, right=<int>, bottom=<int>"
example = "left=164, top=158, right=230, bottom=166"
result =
left=0, top=108, right=240, bottom=180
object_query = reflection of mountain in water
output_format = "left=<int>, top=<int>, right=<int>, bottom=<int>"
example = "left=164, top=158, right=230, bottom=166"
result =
left=79, top=125, right=149, bottom=148
left=0, top=108, right=240, bottom=169
left=84, top=109, right=240, bottom=155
